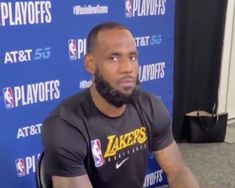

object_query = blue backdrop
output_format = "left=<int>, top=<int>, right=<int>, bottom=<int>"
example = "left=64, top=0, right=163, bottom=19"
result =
left=0, top=0, right=175, bottom=187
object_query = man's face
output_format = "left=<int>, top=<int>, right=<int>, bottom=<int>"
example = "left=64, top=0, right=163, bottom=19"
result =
left=92, top=28, right=139, bottom=96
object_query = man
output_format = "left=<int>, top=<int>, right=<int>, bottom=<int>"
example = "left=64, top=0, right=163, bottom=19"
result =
left=41, top=22, right=199, bottom=188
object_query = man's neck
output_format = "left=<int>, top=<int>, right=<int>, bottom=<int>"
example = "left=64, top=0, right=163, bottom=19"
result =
left=89, top=85, right=126, bottom=118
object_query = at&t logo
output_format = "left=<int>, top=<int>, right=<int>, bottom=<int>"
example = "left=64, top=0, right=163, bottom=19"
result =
left=134, top=35, right=163, bottom=47
left=17, top=123, right=42, bottom=139
left=3, top=47, right=51, bottom=64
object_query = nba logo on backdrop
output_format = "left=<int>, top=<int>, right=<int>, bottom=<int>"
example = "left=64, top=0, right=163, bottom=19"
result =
left=3, top=87, right=14, bottom=109
left=68, top=39, right=78, bottom=60
left=15, top=158, right=26, bottom=177
left=91, top=139, right=105, bottom=167
left=125, top=0, right=132, bottom=17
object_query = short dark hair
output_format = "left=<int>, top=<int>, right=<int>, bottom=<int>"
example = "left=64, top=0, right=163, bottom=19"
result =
left=86, top=22, right=128, bottom=53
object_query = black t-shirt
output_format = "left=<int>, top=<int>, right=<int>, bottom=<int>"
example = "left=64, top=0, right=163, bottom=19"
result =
left=41, top=89, right=174, bottom=188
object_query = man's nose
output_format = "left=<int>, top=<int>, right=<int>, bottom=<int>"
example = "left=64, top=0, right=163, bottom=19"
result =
left=119, top=58, right=134, bottom=73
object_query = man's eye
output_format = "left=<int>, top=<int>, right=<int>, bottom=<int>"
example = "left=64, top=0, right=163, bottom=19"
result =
left=130, top=55, right=137, bottom=61
left=110, top=56, right=118, bottom=62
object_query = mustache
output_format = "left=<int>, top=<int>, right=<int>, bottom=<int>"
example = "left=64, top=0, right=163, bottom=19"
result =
left=118, top=75, right=136, bottom=82
left=118, top=75, right=140, bottom=85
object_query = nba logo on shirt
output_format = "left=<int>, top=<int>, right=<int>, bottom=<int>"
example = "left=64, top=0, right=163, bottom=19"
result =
left=3, top=87, right=14, bottom=109
left=125, top=0, right=132, bottom=17
left=15, top=158, right=26, bottom=177
left=91, top=139, right=105, bottom=167
left=68, top=39, right=78, bottom=60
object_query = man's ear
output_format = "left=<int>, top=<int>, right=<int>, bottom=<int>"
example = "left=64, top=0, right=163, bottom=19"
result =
left=84, top=53, right=96, bottom=74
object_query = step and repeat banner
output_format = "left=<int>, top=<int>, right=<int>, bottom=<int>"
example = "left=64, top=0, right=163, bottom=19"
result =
left=0, top=0, right=175, bottom=187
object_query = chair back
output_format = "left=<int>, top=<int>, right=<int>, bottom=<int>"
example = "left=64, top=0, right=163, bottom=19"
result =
left=36, top=152, right=52, bottom=188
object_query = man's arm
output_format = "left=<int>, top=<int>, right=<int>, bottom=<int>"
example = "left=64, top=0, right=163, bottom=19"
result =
left=52, top=174, right=93, bottom=188
left=154, top=141, right=200, bottom=188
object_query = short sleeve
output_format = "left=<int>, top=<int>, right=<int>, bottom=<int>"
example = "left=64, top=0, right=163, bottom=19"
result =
left=144, top=94, right=174, bottom=151
left=41, top=117, right=88, bottom=177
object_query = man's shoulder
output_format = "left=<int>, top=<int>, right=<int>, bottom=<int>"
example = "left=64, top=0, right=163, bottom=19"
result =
left=44, top=89, right=90, bottom=127
left=62, top=88, right=90, bottom=109
left=139, top=90, right=160, bottom=104
left=57, top=88, right=88, bottom=109
left=137, top=90, right=166, bottom=117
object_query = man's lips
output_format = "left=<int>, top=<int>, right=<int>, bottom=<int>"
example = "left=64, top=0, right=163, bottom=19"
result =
left=118, top=77, right=136, bottom=87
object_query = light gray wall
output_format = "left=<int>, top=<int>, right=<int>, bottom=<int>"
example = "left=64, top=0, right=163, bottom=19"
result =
left=219, top=0, right=235, bottom=122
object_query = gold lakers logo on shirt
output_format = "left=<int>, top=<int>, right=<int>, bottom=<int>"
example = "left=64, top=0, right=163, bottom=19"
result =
left=104, top=127, right=147, bottom=158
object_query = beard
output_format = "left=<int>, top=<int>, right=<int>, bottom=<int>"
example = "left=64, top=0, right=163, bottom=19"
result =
left=94, top=71, right=140, bottom=108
